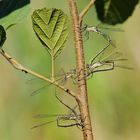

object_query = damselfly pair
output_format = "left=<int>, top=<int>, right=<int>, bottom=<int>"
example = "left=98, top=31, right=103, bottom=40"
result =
left=30, top=41, right=133, bottom=96
left=32, top=91, right=82, bottom=129
left=57, top=42, right=133, bottom=81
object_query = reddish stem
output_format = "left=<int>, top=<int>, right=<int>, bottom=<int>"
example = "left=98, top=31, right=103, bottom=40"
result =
left=68, top=0, right=94, bottom=140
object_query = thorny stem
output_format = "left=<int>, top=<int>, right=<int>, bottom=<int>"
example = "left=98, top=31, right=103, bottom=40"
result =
left=68, top=0, right=94, bottom=140
left=0, top=49, right=76, bottom=97
left=79, top=0, right=96, bottom=24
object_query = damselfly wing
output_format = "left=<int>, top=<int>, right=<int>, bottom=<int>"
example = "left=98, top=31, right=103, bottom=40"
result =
left=32, top=115, right=81, bottom=129
left=82, top=23, right=123, bottom=47
left=96, top=23, right=124, bottom=32
left=27, top=71, right=71, bottom=96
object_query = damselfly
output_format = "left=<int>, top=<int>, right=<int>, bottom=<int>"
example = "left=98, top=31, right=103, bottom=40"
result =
left=32, top=91, right=82, bottom=129
left=28, top=70, right=76, bottom=96
left=85, top=42, right=133, bottom=78
left=81, top=23, right=124, bottom=47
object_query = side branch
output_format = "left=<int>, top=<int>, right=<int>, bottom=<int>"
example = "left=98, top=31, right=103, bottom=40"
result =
left=79, top=0, right=96, bottom=24
left=0, top=49, right=76, bottom=97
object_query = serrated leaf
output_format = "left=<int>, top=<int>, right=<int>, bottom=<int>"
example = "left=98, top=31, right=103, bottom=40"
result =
left=95, top=0, right=139, bottom=25
left=32, top=8, right=69, bottom=59
left=0, top=25, right=6, bottom=48
left=0, top=2, right=30, bottom=29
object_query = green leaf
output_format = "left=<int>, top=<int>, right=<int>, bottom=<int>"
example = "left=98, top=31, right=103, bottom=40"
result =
left=0, top=25, right=6, bottom=48
left=32, top=8, right=69, bottom=59
left=95, top=0, right=139, bottom=25
left=0, top=4, right=30, bottom=29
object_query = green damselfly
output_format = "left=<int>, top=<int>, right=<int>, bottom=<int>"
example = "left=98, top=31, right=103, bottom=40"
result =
left=61, top=42, right=133, bottom=80
left=32, top=92, right=81, bottom=129
left=81, top=23, right=124, bottom=47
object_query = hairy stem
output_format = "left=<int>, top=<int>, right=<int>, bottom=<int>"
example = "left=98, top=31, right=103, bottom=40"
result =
left=68, top=0, right=94, bottom=140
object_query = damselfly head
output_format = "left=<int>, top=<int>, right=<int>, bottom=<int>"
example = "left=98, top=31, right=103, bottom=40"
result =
left=81, top=22, right=88, bottom=32
left=86, top=64, right=90, bottom=69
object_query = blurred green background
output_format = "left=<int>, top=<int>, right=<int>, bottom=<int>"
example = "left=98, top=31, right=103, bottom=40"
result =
left=0, top=1, right=140, bottom=140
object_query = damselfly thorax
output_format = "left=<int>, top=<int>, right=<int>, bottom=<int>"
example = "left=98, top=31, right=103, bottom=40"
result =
left=85, top=61, right=113, bottom=77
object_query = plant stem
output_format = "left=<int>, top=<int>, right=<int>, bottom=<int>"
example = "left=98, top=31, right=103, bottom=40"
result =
left=68, top=0, right=94, bottom=140
left=79, top=0, right=96, bottom=24
left=51, top=55, right=55, bottom=81
left=0, top=49, right=76, bottom=97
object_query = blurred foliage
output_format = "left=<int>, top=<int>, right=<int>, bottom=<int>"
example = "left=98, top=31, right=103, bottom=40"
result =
left=0, top=1, right=30, bottom=29
left=0, top=0, right=30, bottom=18
left=95, top=0, right=139, bottom=25
left=0, top=25, right=6, bottom=47
left=0, top=1, right=140, bottom=140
